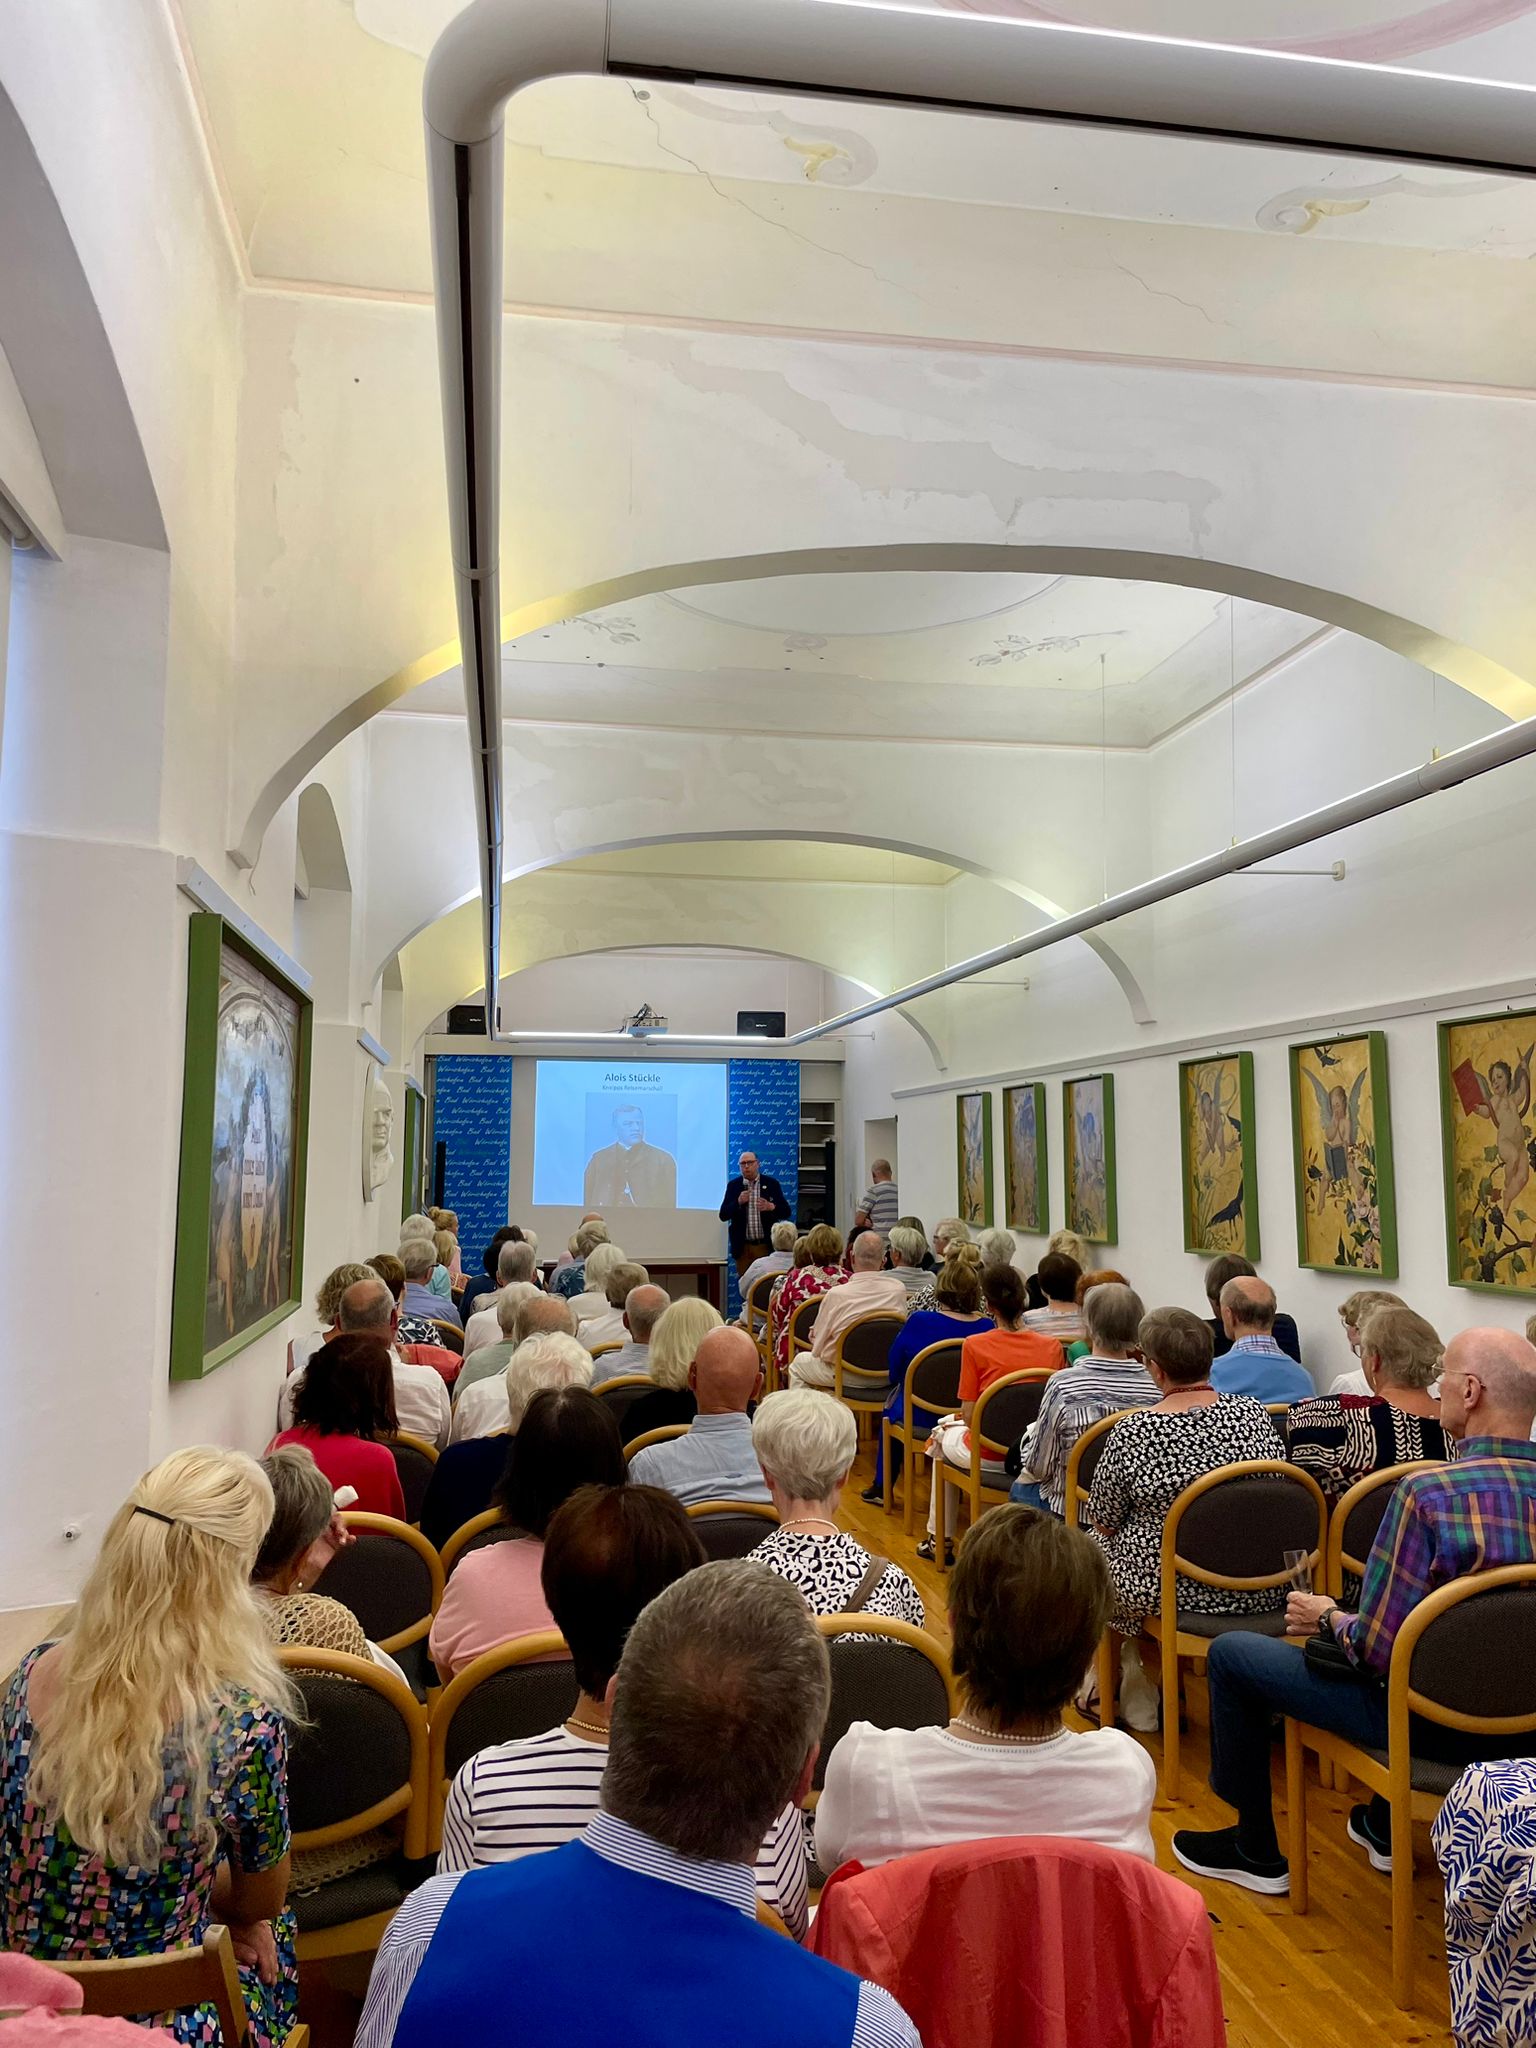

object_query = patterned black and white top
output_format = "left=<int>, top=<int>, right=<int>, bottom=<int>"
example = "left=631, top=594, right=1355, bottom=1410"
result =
left=1087, top=1395, right=1286, bottom=1635
left=397, top=1313, right=442, bottom=1347
left=752, top=1528, right=926, bottom=1630
left=1285, top=1392, right=1451, bottom=1506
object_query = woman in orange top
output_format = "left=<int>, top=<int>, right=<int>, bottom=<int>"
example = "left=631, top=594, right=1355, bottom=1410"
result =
left=918, top=1264, right=1064, bottom=1563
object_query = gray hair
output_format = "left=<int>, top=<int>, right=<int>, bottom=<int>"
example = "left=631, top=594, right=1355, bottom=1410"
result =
left=338, top=1278, right=395, bottom=1335
left=624, top=1284, right=670, bottom=1344
left=1083, top=1281, right=1145, bottom=1355
left=1359, top=1305, right=1443, bottom=1391
left=978, top=1228, right=1017, bottom=1268
left=605, top=1260, right=650, bottom=1309
left=253, top=1446, right=334, bottom=1582
left=771, top=1220, right=798, bottom=1252
left=514, top=1294, right=577, bottom=1346
left=583, top=1242, right=627, bottom=1293
left=604, top=1561, right=831, bottom=1865
left=751, top=1388, right=856, bottom=1502
left=505, top=1331, right=593, bottom=1431
left=572, top=1221, right=609, bottom=1259
left=1221, top=1275, right=1276, bottom=1332
left=888, top=1225, right=926, bottom=1269
left=400, top=1214, right=436, bottom=1242
left=497, top=1240, right=537, bottom=1286
left=849, top=1231, right=885, bottom=1270
left=496, top=1282, right=537, bottom=1337
left=315, top=1262, right=375, bottom=1326
left=933, top=1217, right=971, bottom=1252
left=399, top=1237, right=436, bottom=1281
left=519, top=1227, right=539, bottom=1256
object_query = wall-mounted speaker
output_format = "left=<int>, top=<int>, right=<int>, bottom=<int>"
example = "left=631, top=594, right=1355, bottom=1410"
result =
left=446, top=1003, right=500, bottom=1035
left=737, top=1010, right=786, bottom=1038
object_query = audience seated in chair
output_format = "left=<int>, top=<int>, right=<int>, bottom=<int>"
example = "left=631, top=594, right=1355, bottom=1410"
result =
left=550, top=1218, right=608, bottom=1300
left=453, top=1286, right=537, bottom=1397
left=254, top=1446, right=409, bottom=1682
left=816, top=1505, right=1154, bottom=1875
left=0, top=1448, right=301, bottom=2047
left=357, top=1562, right=920, bottom=2048
left=1434, top=1757, right=1536, bottom=2048
left=750, top=1389, right=924, bottom=1627
left=736, top=1220, right=799, bottom=1319
left=459, top=1227, right=526, bottom=1320
left=400, top=1236, right=459, bottom=1331
left=560, top=1236, right=627, bottom=1322
left=628, top=1326, right=769, bottom=1506
left=887, top=1226, right=933, bottom=1300
left=279, top=1278, right=451, bottom=1450
left=1210, top=1277, right=1314, bottom=1403
left=287, top=1262, right=376, bottom=1379
left=592, top=1282, right=671, bottom=1385
left=462, top=1241, right=539, bottom=1358
left=268, top=1334, right=407, bottom=1519
left=1174, top=1326, right=1536, bottom=1897
left=771, top=1224, right=846, bottom=1385
left=791, top=1233, right=908, bottom=1391
left=429, top=1388, right=626, bottom=1681
left=438, top=1483, right=810, bottom=1934
left=418, top=1322, right=588, bottom=1552
left=1203, top=1252, right=1302, bottom=1365
left=868, top=1245, right=991, bottom=1503
left=1325, top=1287, right=1408, bottom=1397
left=1287, top=1303, right=1449, bottom=1505
left=1064, top=1270, right=1131, bottom=1363
left=901, top=1218, right=972, bottom=1314
left=368, top=1254, right=462, bottom=1383
left=1087, top=1307, right=1282, bottom=1731
left=1024, top=1232, right=1089, bottom=1314
left=451, top=1298, right=580, bottom=1444
left=1019, top=1252, right=1085, bottom=1344
left=618, top=1298, right=720, bottom=1443
left=919, top=1264, right=1064, bottom=1564
left=576, top=1261, right=651, bottom=1356
left=1011, top=1283, right=1158, bottom=1517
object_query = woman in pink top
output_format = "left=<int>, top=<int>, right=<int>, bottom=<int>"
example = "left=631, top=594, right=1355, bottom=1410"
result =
left=429, top=1388, right=627, bottom=1680
left=266, top=1334, right=406, bottom=1521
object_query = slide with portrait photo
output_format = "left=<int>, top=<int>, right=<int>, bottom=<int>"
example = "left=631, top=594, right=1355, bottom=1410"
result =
left=532, top=1060, right=727, bottom=1211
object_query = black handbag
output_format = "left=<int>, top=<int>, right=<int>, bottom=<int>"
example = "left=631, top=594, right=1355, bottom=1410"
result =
left=1303, top=1617, right=1363, bottom=1682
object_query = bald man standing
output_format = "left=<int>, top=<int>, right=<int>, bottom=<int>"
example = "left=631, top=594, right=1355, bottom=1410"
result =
left=627, top=1325, right=769, bottom=1507
left=1176, top=1327, right=1536, bottom=1897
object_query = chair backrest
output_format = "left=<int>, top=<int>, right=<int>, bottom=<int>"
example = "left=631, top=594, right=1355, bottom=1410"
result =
left=1265, top=1404, right=1291, bottom=1441
left=439, top=1508, right=514, bottom=1576
left=745, top=1272, right=777, bottom=1333
left=1164, top=1461, right=1328, bottom=1596
left=686, top=1499, right=780, bottom=1559
left=812, top=1616, right=954, bottom=1792
left=971, top=1371, right=1055, bottom=1458
left=905, top=1341, right=965, bottom=1423
left=589, top=1341, right=621, bottom=1359
left=1328, top=1460, right=1442, bottom=1594
left=1394, top=1564, right=1536, bottom=1734
left=789, top=1294, right=823, bottom=1352
left=430, top=1321, right=466, bottom=1355
left=626, top=1423, right=690, bottom=1463
left=596, top=1374, right=659, bottom=1429
left=279, top=1646, right=429, bottom=1859
left=48, top=1926, right=247, bottom=2043
left=428, top=1632, right=577, bottom=1846
left=1062, top=1409, right=1131, bottom=1529
left=312, top=1511, right=444, bottom=1652
left=837, top=1313, right=904, bottom=1379
left=385, top=1432, right=439, bottom=1524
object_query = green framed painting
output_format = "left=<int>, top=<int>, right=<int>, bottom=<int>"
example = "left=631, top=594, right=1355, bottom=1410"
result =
left=169, top=913, right=312, bottom=1381
left=1004, top=1083, right=1048, bottom=1233
left=1439, top=1007, right=1536, bottom=1294
left=1290, top=1033, right=1397, bottom=1277
left=956, top=1090, right=994, bottom=1228
left=401, top=1079, right=426, bottom=1223
left=1063, top=1074, right=1117, bottom=1243
left=1179, top=1052, right=1259, bottom=1259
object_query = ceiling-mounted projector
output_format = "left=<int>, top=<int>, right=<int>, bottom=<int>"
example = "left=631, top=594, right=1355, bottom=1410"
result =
left=622, top=1004, right=668, bottom=1037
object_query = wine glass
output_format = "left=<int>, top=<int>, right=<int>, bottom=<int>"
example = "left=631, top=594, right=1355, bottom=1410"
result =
left=1283, top=1547, right=1313, bottom=1593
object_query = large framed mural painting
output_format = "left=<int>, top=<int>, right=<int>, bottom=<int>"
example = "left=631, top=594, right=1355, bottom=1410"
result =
left=1440, top=1009, right=1536, bottom=1294
left=956, top=1090, right=994, bottom=1228
left=1179, top=1053, right=1259, bottom=1260
left=1063, top=1074, right=1116, bottom=1244
left=170, top=914, right=312, bottom=1380
left=1290, top=1033, right=1397, bottom=1277
left=1004, top=1083, right=1047, bottom=1233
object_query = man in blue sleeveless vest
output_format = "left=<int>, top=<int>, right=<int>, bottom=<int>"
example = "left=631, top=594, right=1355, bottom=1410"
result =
left=357, top=1560, right=921, bottom=2048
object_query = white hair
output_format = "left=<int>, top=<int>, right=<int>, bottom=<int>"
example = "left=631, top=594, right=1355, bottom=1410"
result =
left=888, top=1225, right=926, bottom=1268
left=505, top=1331, right=593, bottom=1430
left=497, top=1240, right=537, bottom=1285
left=751, top=1388, right=856, bottom=1502
left=582, top=1241, right=627, bottom=1292
left=399, top=1237, right=435, bottom=1280
left=771, top=1220, right=798, bottom=1252
left=496, top=1281, right=537, bottom=1336
left=933, top=1218, right=971, bottom=1251
left=400, top=1214, right=436, bottom=1242
left=978, top=1228, right=1017, bottom=1268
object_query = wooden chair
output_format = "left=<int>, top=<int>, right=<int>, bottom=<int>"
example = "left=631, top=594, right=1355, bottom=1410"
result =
left=935, top=1371, right=1056, bottom=1572
left=1265, top=1403, right=1292, bottom=1440
left=686, top=1499, right=779, bottom=1559
left=626, top=1424, right=690, bottom=1463
left=429, top=1321, right=465, bottom=1355
left=744, top=1273, right=778, bottom=1370
left=588, top=1341, right=622, bottom=1360
left=883, top=1340, right=964, bottom=1532
left=439, top=1507, right=513, bottom=1577
left=1063, top=1408, right=1132, bottom=1531
left=311, top=1512, right=445, bottom=1695
left=831, top=1312, right=905, bottom=1441
left=383, top=1431, right=439, bottom=1525
left=1326, top=1461, right=1443, bottom=1600
left=595, top=1373, right=659, bottom=1432
left=48, top=1926, right=310, bottom=2045
left=427, top=1631, right=576, bottom=1850
left=1286, top=1563, right=1536, bottom=2009
left=1135, top=1460, right=1327, bottom=1801
left=787, top=1295, right=822, bottom=1360
left=278, top=1647, right=430, bottom=1963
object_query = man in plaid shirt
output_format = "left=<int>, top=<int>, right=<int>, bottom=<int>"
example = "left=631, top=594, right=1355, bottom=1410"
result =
left=1173, top=1327, right=1536, bottom=1896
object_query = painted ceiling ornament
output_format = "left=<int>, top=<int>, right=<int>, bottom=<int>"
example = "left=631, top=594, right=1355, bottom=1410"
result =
left=972, top=629, right=1127, bottom=667
left=579, top=615, right=642, bottom=646
left=363, top=1061, right=395, bottom=1203
left=1258, top=171, right=1512, bottom=236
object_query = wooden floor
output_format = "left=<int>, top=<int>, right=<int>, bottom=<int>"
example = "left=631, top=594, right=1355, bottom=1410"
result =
left=838, top=1453, right=1453, bottom=2047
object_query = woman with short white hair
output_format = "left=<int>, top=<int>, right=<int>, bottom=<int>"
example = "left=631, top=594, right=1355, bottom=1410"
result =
left=977, top=1227, right=1017, bottom=1270
left=904, top=1219, right=973, bottom=1315
left=750, top=1390, right=924, bottom=1627
left=566, top=1241, right=628, bottom=1329
left=888, top=1225, right=933, bottom=1299
left=620, top=1298, right=722, bottom=1444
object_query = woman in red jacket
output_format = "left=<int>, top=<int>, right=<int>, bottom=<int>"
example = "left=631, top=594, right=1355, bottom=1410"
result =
left=267, top=1334, right=406, bottom=1520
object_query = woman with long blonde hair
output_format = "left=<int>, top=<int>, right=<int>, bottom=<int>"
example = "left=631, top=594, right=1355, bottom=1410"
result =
left=0, top=1447, right=299, bottom=2046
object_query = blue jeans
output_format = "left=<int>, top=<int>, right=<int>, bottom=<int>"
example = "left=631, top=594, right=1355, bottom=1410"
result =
left=1009, top=1479, right=1054, bottom=1513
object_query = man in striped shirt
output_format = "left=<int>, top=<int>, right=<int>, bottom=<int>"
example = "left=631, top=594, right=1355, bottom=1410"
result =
left=1175, top=1327, right=1536, bottom=1897
left=853, top=1160, right=900, bottom=1240
left=1012, top=1283, right=1157, bottom=1517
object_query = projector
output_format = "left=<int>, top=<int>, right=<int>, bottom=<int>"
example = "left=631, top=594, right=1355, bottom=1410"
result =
left=622, top=1004, right=668, bottom=1037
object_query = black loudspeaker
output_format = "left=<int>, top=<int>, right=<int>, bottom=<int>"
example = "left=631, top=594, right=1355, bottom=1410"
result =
left=446, top=1003, right=500, bottom=1035
left=737, top=1010, right=786, bottom=1038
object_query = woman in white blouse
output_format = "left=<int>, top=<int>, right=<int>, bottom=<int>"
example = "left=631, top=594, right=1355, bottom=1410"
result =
left=815, top=1504, right=1155, bottom=1874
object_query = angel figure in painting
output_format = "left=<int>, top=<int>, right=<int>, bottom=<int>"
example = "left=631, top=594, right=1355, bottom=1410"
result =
left=1455, top=1048, right=1536, bottom=1214
left=1301, top=1064, right=1367, bottom=1207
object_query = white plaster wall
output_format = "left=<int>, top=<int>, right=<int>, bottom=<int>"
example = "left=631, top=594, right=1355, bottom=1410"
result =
left=481, top=950, right=829, bottom=1038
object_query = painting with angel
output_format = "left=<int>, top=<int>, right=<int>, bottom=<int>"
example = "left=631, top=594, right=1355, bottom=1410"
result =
left=1180, top=1053, right=1258, bottom=1258
left=1439, top=1011, right=1536, bottom=1293
left=1290, top=1033, right=1396, bottom=1277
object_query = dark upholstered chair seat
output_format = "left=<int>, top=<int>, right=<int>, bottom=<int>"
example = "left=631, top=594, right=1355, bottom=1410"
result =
left=292, top=1854, right=415, bottom=1932
left=1172, top=1608, right=1290, bottom=1641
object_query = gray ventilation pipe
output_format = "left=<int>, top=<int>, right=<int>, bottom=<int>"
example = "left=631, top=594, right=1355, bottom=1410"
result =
left=424, top=0, right=1536, bottom=1041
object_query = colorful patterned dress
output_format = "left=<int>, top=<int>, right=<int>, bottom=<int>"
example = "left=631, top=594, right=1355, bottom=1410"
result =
left=0, top=1647, right=297, bottom=2047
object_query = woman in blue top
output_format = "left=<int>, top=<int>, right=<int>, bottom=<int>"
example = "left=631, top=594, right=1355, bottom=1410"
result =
left=863, top=1246, right=992, bottom=1502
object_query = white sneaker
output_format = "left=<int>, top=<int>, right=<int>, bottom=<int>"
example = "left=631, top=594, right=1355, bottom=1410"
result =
left=1118, top=1664, right=1160, bottom=1733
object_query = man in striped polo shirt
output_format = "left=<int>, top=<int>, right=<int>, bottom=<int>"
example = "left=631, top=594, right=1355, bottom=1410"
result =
left=854, top=1160, right=899, bottom=1241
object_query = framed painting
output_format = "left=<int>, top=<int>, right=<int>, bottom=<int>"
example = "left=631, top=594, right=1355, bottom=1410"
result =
left=1063, top=1074, right=1117, bottom=1243
left=1439, top=1008, right=1536, bottom=1294
left=401, top=1078, right=426, bottom=1223
left=1179, top=1052, right=1259, bottom=1259
left=169, top=914, right=312, bottom=1380
left=1004, top=1083, right=1047, bottom=1233
left=956, top=1090, right=994, bottom=1228
left=1290, top=1033, right=1397, bottom=1277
